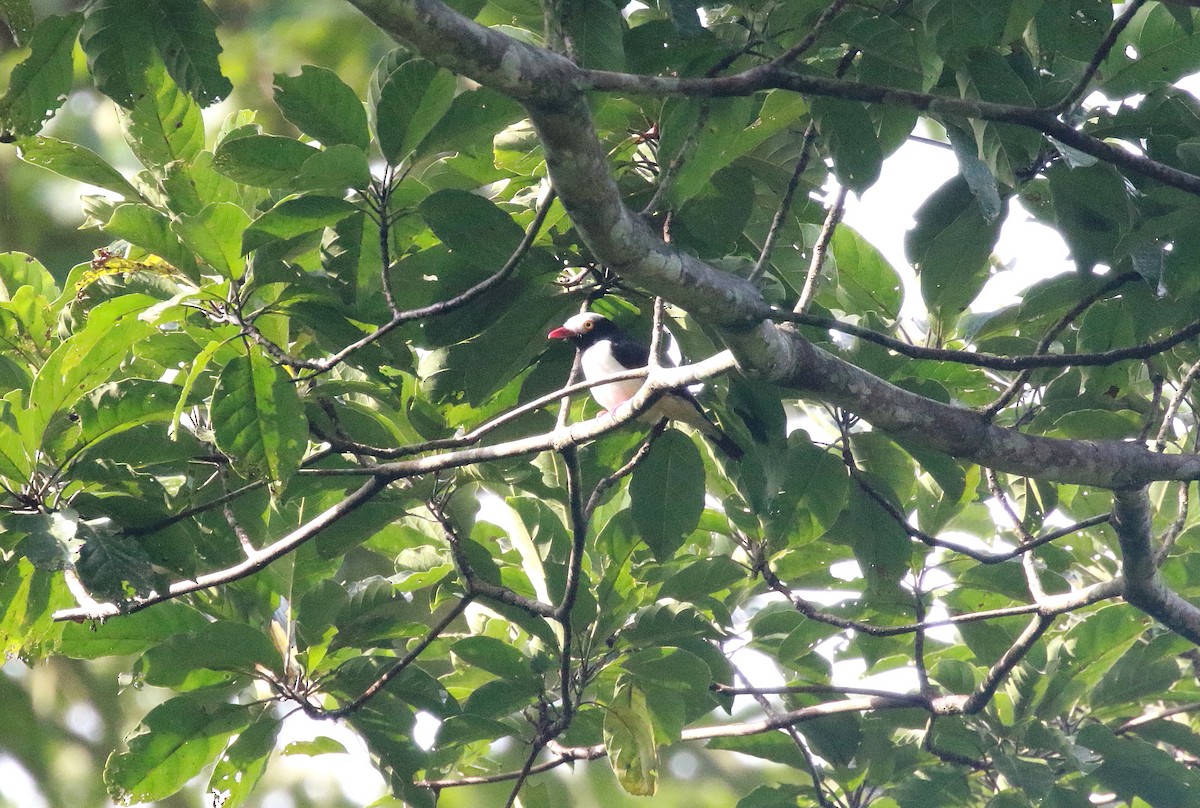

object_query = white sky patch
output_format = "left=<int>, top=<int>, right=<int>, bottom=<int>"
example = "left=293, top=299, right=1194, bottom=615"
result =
left=0, top=756, right=48, bottom=808
left=841, top=132, right=1076, bottom=324
left=273, top=716, right=386, bottom=805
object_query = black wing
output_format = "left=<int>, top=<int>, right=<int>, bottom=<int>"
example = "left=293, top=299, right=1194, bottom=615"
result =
left=610, top=336, right=651, bottom=370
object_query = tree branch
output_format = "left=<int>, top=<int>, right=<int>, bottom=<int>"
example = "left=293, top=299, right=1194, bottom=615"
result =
left=1111, top=486, right=1200, bottom=644
left=53, top=475, right=392, bottom=622
left=341, top=0, right=1200, bottom=493
left=308, top=596, right=474, bottom=719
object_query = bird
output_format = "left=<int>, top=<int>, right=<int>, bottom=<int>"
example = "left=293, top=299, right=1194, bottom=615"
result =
left=547, top=312, right=743, bottom=460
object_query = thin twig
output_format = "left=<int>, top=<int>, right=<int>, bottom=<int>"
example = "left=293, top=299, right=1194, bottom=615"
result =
left=784, top=304, right=1200, bottom=374
left=983, top=272, right=1138, bottom=416
left=237, top=185, right=557, bottom=376
left=54, top=475, right=392, bottom=621
left=309, top=597, right=473, bottom=719
left=1156, top=356, right=1200, bottom=452
left=748, top=122, right=817, bottom=283
left=731, top=664, right=835, bottom=808
left=1053, top=0, right=1149, bottom=113
left=432, top=501, right=557, bottom=619
left=962, top=615, right=1054, bottom=713
left=771, top=0, right=853, bottom=66
left=794, top=184, right=847, bottom=315
left=583, top=421, right=667, bottom=522
left=1116, top=701, right=1200, bottom=733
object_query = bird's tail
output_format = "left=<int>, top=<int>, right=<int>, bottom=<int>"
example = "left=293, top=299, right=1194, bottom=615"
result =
left=654, top=393, right=745, bottom=461
left=706, top=425, right=744, bottom=461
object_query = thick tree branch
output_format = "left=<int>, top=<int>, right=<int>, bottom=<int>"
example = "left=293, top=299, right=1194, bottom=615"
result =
left=765, top=327, right=1200, bottom=487
left=341, top=0, right=1200, bottom=492
left=1111, top=486, right=1200, bottom=645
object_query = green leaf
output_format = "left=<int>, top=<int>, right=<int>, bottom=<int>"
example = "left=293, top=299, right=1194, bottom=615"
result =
left=274, top=66, right=369, bottom=151
left=661, top=92, right=807, bottom=204
left=59, top=602, right=209, bottom=659
left=1050, top=409, right=1141, bottom=440
left=905, top=174, right=1005, bottom=322
left=242, top=195, right=358, bottom=254
left=140, top=621, right=281, bottom=689
left=17, top=136, right=144, bottom=199
left=657, top=556, right=746, bottom=601
left=708, top=733, right=808, bottom=768
left=24, top=294, right=157, bottom=446
left=282, top=737, right=348, bottom=756
left=621, top=601, right=719, bottom=647
left=371, top=56, right=457, bottom=164
left=451, top=635, right=538, bottom=683
left=210, top=349, right=309, bottom=481
left=1103, top=5, right=1200, bottom=98
left=0, top=557, right=71, bottom=660
left=810, top=97, right=884, bottom=194
left=604, top=680, right=658, bottom=796
left=293, top=143, right=372, bottom=192
left=1077, top=723, right=1200, bottom=807
left=80, top=0, right=156, bottom=107
left=77, top=530, right=163, bottom=599
left=104, top=697, right=250, bottom=804
left=11, top=509, right=76, bottom=571
left=919, top=0, right=1008, bottom=57
left=0, top=0, right=34, bottom=45
left=72, top=379, right=180, bottom=457
left=207, top=712, right=280, bottom=808
left=735, top=785, right=809, bottom=808
left=0, top=250, right=57, bottom=299
left=630, top=429, right=705, bottom=562
left=419, top=84, right=524, bottom=157
left=0, top=13, right=83, bottom=139
left=824, top=486, right=911, bottom=591
left=826, top=225, right=904, bottom=318
left=803, top=712, right=862, bottom=766
left=417, top=188, right=525, bottom=268
left=947, top=124, right=1002, bottom=222
left=562, top=0, right=626, bottom=71
left=212, top=134, right=321, bottom=188
left=120, top=61, right=205, bottom=169
left=1031, top=0, right=1110, bottom=62
left=954, top=52, right=1042, bottom=185
left=145, top=0, right=231, bottom=106
left=103, top=203, right=196, bottom=272
left=172, top=202, right=251, bottom=278
left=1046, top=162, right=1133, bottom=274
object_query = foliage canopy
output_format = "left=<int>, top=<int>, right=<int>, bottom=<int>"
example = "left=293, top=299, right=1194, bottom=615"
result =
left=7, top=1, right=1200, bottom=807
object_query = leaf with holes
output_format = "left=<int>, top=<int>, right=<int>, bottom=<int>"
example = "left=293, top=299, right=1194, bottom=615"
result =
left=0, top=13, right=82, bottom=139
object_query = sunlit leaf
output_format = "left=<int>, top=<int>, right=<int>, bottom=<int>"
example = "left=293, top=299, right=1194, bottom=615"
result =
left=105, top=697, right=250, bottom=804
left=172, top=202, right=250, bottom=279
left=371, top=56, right=457, bottom=164
left=274, top=66, right=369, bottom=151
left=0, top=13, right=82, bottom=139
left=17, top=136, right=144, bottom=199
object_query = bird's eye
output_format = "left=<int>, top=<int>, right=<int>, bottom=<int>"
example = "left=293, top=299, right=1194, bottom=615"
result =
left=583, top=321, right=593, bottom=330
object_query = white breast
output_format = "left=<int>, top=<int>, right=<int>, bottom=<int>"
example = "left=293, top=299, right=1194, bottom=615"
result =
left=581, top=340, right=642, bottom=411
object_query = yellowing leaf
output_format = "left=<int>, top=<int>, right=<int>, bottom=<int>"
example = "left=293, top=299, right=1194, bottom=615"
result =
left=604, top=680, right=658, bottom=796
